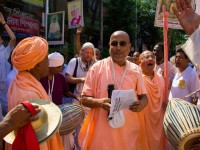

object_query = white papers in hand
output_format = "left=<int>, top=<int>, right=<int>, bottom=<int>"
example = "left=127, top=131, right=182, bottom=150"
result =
left=108, top=89, right=137, bottom=119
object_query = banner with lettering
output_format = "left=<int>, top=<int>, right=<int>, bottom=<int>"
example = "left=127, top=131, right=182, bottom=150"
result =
left=154, top=0, right=197, bottom=29
left=7, top=15, right=40, bottom=35
left=67, top=0, right=84, bottom=29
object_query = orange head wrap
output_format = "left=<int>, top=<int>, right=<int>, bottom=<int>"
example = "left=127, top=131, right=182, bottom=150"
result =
left=11, top=36, right=48, bottom=71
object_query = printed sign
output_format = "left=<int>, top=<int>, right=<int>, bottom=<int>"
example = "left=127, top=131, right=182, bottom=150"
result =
left=46, top=11, right=65, bottom=45
left=7, top=15, right=40, bottom=35
left=154, top=0, right=197, bottom=29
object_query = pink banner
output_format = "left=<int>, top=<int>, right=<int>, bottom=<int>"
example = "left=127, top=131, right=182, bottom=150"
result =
left=7, top=15, right=40, bottom=35
left=67, top=0, right=84, bottom=29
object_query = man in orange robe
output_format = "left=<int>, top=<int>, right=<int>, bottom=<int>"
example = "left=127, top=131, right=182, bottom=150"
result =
left=78, top=31, right=149, bottom=150
left=139, top=50, right=166, bottom=150
left=7, top=37, right=64, bottom=150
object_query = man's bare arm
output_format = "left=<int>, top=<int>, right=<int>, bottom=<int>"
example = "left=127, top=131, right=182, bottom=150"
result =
left=129, top=94, right=148, bottom=112
left=0, top=12, right=16, bottom=49
left=75, top=26, right=83, bottom=55
left=0, top=104, right=40, bottom=140
left=65, top=73, right=85, bottom=84
left=81, top=96, right=110, bottom=111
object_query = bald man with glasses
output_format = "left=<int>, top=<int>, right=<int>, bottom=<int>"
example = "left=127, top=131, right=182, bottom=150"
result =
left=78, top=30, right=149, bottom=150
left=139, top=50, right=167, bottom=150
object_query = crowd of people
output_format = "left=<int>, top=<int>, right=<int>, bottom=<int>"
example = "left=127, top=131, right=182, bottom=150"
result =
left=0, top=0, right=200, bottom=149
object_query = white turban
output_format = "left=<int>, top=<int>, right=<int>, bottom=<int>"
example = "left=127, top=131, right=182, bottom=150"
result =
left=48, top=52, right=64, bottom=67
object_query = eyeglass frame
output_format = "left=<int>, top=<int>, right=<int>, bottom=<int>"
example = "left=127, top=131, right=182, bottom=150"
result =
left=140, top=54, right=156, bottom=60
left=109, top=40, right=128, bottom=47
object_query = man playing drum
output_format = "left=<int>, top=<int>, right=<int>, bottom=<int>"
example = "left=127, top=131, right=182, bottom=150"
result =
left=171, top=0, right=200, bottom=149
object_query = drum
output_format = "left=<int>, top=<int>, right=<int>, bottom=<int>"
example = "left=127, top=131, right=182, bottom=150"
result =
left=58, top=103, right=85, bottom=135
left=4, top=99, right=62, bottom=144
left=163, top=98, right=200, bottom=149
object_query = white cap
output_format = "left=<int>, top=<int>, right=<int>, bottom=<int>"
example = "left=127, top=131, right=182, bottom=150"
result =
left=48, top=52, right=64, bottom=67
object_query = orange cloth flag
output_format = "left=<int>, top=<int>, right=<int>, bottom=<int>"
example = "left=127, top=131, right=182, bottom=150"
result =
left=12, top=101, right=39, bottom=150
left=138, top=73, right=167, bottom=150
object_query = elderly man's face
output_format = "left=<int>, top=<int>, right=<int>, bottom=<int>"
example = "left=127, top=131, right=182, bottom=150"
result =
left=81, top=48, right=94, bottom=62
left=109, top=32, right=131, bottom=66
left=140, top=51, right=156, bottom=74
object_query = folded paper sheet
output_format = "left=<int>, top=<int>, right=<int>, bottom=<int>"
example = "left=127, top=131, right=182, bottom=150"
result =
left=108, top=89, right=137, bottom=128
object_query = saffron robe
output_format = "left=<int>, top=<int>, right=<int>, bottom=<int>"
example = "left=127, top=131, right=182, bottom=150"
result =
left=139, top=73, right=166, bottom=150
left=79, top=57, right=148, bottom=150
left=7, top=71, right=64, bottom=150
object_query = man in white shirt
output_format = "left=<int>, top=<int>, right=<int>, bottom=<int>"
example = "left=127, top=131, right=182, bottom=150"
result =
left=169, top=48, right=199, bottom=104
left=172, top=0, right=200, bottom=149
left=0, top=12, right=16, bottom=116
left=65, top=42, right=96, bottom=150
left=65, top=42, right=96, bottom=103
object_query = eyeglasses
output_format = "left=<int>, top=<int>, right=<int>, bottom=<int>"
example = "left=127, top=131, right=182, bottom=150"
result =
left=141, top=55, right=156, bottom=60
left=83, top=51, right=94, bottom=55
left=110, top=41, right=127, bottom=47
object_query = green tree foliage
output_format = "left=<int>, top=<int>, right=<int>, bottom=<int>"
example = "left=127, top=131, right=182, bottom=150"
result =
left=136, top=0, right=163, bottom=50
left=103, top=0, right=187, bottom=55
left=169, top=29, right=187, bottom=56
left=103, top=0, right=136, bottom=46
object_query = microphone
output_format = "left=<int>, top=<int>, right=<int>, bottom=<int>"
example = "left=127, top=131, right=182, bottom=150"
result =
left=107, top=84, right=114, bottom=120
left=108, top=84, right=114, bottom=99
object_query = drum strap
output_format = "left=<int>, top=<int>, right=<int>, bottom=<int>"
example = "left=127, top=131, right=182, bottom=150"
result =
left=183, top=89, right=200, bottom=99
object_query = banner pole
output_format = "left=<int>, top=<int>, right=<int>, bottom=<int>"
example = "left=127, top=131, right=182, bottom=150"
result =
left=163, top=5, right=169, bottom=103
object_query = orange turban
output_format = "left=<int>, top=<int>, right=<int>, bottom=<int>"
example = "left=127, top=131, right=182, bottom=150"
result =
left=12, top=37, right=48, bottom=71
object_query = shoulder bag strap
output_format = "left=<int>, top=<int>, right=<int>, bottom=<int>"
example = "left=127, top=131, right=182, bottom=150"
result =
left=72, top=58, right=78, bottom=77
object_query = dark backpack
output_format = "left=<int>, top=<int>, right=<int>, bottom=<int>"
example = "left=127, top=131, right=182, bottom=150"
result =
left=69, top=58, right=78, bottom=93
